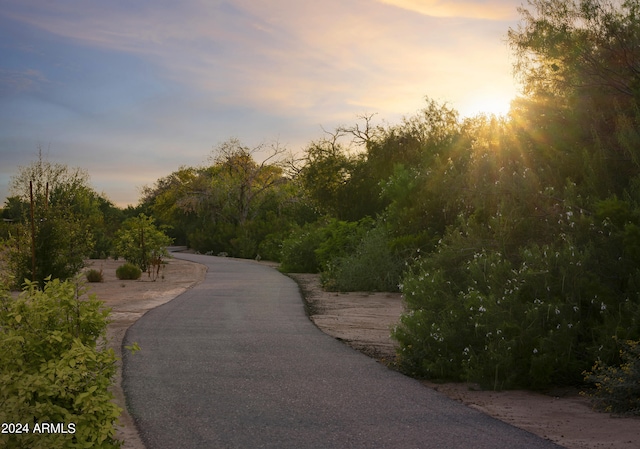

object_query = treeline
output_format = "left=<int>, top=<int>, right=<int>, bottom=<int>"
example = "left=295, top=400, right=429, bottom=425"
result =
left=2, top=0, right=640, bottom=404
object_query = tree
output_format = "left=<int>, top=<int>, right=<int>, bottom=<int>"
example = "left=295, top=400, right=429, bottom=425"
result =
left=140, top=166, right=200, bottom=246
left=509, top=0, right=640, bottom=101
left=140, top=139, right=300, bottom=258
left=114, top=214, right=172, bottom=276
left=298, top=131, right=356, bottom=219
left=209, top=139, right=288, bottom=227
left=5, top=151, right=101, bottom=286
left=508, top=0, right=640, bottom=194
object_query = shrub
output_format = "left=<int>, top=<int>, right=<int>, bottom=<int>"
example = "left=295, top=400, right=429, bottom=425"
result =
left=279, top=224, right=324, bottom=273
left=116, top=263, right=141, bottom=280
left=0, top=278, right=121, bottom=448
left=279, top=218, right=372, bottom=274
left=322, top=224, right=404, bottom=292
left=392, top=231, right=640, bottom=389
left=584, top=340, right=640, bottom=415
left=86, top=268, right=104, bottom=283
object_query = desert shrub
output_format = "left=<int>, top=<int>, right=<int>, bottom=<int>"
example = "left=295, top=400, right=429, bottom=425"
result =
left=279, top=218, right=372, bottom=273
left=0, top=278, right=121, bottom=448
left=322, top=223, right=404, bottom=292
left=392, top=226, right=640, bottom=389
left=86, top=268, right=104, bottom=283
left=584, top=340, right=640, bottom=415
left=257, top=232, right=284, bottom=262
left=279, top=224, right=324, bottom=273
left=115, top=263, right=141, bottom=280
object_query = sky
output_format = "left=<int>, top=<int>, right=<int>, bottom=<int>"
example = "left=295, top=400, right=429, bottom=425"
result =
left=0, top=0, right=523, bottom=207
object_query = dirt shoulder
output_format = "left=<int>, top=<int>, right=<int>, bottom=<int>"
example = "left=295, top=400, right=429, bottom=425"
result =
left=288, top=272, right=640, bottom=449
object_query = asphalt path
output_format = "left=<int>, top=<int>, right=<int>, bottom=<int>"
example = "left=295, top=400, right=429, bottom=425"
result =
left=122, top=253, right=562, bottom=449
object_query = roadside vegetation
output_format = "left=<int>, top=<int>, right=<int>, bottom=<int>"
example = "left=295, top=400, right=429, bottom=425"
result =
left=1, top=0, right=640, bottom=429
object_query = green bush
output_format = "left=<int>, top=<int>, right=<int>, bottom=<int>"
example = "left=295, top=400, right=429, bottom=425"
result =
left=115, top=263, right=141, bottom=280
left=279, top=224, right=325, bottom=273
left=392, top=228, right=640, bottom=389
left=86, top=268, right=104, bottom=283
left=0, top=278, right=121, bottom=448
left=584, top=340, right=640, bottom=415
left=279, top=218, right=372, bottom=274
left=322, top=223, right=404, bottom=292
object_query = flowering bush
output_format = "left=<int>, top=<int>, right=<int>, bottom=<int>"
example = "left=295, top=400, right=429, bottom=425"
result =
left=392, top=216, right=640, bottom=389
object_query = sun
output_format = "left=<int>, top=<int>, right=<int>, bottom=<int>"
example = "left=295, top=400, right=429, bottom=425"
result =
left=460, top=90, right=515, bottom=118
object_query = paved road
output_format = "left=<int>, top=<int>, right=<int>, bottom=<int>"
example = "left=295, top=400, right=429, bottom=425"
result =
left=122, top=253, right=561, bottom=449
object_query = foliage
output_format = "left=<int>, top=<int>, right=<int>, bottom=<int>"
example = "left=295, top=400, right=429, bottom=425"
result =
left=322, top=223, right=404, bottom=292
left=584, top=339, right=640, bottom=415
left=89, top=196, right=124, bottom=260
left=392, top=234, right=639, bottom=389
left=509, top=0, right=640, bottom=102
left=279, top=218, right=372, bottom=274
left=508, top=0, right=640, bottom=195
left=377, top=0, right=640, bottom=392
left=113, top=214, right=172, bottom=273
left=278, top=223, right=326, bottom=273
left=3, top=151, right=119, bottom=287
left=115, top=263, right=142, bottom=281
left=390, top=116, right=640, bottom=389
left=139, top=140, right=300, bottom=258
left=0, top=278, right=121, bottom=448
left=298, top=135, right=373, bottom=220
left=85, top=269, right=104, bottom=283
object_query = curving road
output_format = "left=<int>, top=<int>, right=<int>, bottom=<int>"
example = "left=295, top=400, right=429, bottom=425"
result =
left=122, top=253, right=562, bottom=449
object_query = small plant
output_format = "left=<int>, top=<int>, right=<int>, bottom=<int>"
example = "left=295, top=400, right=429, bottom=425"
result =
left=583, top=340, right=640, bottom=415
left=116, top=263, right=142, bottom=280
left=86, top=268, right=104, bottom=283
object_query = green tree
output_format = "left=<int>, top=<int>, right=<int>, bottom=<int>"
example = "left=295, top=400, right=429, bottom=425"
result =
left=140, top=166, right=200, bottom=246
left=140, top=139, right=300, bottom=258
left=298, top=132, right=356, bottom=219
left=508, top=0, right=640, bottom=195
left=114, top=214, right=172, bottom=274
left=5, top=151, right=104, bottom=287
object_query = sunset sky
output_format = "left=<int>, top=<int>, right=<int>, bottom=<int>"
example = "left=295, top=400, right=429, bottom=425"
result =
left=0, top=0, right=523, bottom=207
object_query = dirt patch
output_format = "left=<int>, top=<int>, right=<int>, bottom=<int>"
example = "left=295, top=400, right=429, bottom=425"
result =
left=83, top=257, right=207, bottom=449
left=290, top=273, right=403, bottom=365
left=289, top=272, right=640, bottom=449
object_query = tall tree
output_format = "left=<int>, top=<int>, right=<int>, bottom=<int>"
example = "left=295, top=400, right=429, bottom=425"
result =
left=5, top=151, right=101, bottom=286
left=508, top=0, right=640, bottom=194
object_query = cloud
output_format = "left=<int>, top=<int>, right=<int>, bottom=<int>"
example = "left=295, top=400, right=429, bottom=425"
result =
left=0, top=68, right=48, bottom=95
left=0, top=0, right=517, bottom=119
left=0, top=0, right=522, bottom=205
left=376, top=0, right=520, bottom=20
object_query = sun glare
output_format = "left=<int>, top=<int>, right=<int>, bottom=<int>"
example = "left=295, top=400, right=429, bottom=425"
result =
left=461, top=91, right=515, bottom=118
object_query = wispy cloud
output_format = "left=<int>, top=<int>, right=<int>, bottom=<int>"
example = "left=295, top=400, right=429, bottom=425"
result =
left=0, top=0, right=522, bottom=205
left=376, top=0, right=520, bottom=20
left=0, top=0, right=517, bottom=117
left=0, top=68, right=48, bottom=95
